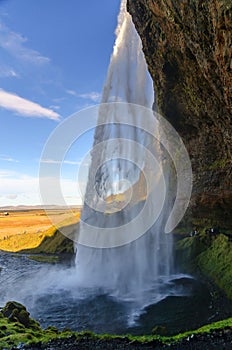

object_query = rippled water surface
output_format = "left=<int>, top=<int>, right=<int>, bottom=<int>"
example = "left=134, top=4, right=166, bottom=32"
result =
left=0, top=252, right=231, bottom=335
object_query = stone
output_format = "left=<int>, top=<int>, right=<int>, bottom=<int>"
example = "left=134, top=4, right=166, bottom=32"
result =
left=127, top=0, right=232, bottom=228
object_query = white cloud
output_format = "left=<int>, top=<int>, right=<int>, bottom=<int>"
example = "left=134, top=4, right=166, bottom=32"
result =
left=0, top=65, right=19, bottom=78
left=0, top=88, right=60, bottom=120
left=79, top=92, right=101, bottom=102
left=66, top=89, right=77, bottom=96
left=0, top=21, right=50, bottom=65
left=40, top=159, right=81, bottom=165
left=0, top=172, right=38, bottom=193
left=0, top=171, right=83, bottom=206
left=49, top=105, right=60, bottom=110
left=0, top=155, right=19, bottom=163
left=0, top=170, right=17, bottom=177
left=66, top=89, right=101, bottom=102
left=6, top=194, right=18, bottom=200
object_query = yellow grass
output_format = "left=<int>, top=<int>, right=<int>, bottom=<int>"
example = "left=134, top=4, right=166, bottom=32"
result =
left=0, top=209, right=81, bottom=252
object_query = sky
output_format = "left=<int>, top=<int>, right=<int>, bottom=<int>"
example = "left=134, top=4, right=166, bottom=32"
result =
left=0, top=0, right=121, bottom=206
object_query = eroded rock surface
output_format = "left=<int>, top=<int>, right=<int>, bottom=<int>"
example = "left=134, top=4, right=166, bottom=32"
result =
left=127, top=0, right=232, bottom=226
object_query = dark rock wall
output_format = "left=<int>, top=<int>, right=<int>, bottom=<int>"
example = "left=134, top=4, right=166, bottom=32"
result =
left=127, top=0, right=232, bottom=227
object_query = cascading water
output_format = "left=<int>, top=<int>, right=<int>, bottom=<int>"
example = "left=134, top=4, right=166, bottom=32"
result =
left=74, top=0, right=173, bottom=303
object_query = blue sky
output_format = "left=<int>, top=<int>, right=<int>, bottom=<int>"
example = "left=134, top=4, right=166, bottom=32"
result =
left=0, top=0, right=121, bottom=206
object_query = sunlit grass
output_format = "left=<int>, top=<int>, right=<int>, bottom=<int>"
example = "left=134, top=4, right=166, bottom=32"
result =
left=0, top=210, right=81, bottom=252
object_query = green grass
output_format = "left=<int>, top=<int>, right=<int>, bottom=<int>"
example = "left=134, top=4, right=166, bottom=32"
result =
left=197, top=234, right=232, bottom=299
left=1, top=301, right=232, bottom=349
left=27, top=255, right=60, bottom=263
left=20, top=222, right=78, bottom=254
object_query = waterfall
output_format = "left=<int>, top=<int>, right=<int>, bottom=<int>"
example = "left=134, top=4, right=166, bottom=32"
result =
left=74, top=0, right=173, bottom=302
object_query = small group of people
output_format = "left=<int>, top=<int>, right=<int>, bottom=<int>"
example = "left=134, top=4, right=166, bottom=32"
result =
left=189, top=226, right=232, bottom=242
left=205, top=227, right=220, bottom=237
left=205, top=227, right=232, bottom=242
left=189, top=226, right=220, bottom=238
left=190, top=228, right=199, bottom=237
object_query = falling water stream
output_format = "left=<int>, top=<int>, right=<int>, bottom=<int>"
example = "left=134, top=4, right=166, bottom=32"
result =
left=74, top=0, right=173, bottom=302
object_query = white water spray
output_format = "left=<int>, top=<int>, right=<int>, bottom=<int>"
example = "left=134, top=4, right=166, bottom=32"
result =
left=74, top=0, right=173, bottom=302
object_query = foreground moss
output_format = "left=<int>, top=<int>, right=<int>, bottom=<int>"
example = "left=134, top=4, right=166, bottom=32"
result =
left=0, top=301, right=232, bottom=349
left=175, top=231, right=232, bottom=299
left=197, top=234, right=232, bottom=299
left=0, top=302, right=74, bottom=349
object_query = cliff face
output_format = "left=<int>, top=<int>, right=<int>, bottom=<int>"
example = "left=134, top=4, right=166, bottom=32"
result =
left=127, top=0, right=232, bottom=227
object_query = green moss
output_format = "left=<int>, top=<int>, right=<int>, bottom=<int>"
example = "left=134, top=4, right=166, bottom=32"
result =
left=183, top=83, right=203, bottom=116
left=208, top=159, right=229, bottom=170
left=98, top=317, right=232, bottom=344
left=175, top=231, right=232, bottom=298
left=174, top=233, right=207, bottom=272
left=0, top=306, right=73, bottom=349
left=197, top=234, right=232, bottom=298
left=27, top=255, right=60, bottom=263
left=166, top=317, right=232, bottom=342
left=0, top=300, right=232, bottom=349
left=45, top=325, right=59, bottom=334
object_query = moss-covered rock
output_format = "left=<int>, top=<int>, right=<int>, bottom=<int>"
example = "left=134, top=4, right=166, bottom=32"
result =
left=174, top=231, right=232, bottom=298
left=197, top=234, right=232, bottom=299
left=2, top=301, right=40, bottom=331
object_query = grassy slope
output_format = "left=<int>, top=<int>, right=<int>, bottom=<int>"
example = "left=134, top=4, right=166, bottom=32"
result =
left=197, top=235, right=232, bottom=299
left=20, top=222, right=79, bottom=254
left=0, top=231, right=46, bottom=253
left=175, top=232, right=232, bottom=299
left=0, top=301, right=232, bottom=349
left=0, top=212, right=80, bottom=253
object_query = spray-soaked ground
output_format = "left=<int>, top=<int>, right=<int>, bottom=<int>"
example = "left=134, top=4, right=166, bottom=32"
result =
left=1, top=251, right=231, bottom=336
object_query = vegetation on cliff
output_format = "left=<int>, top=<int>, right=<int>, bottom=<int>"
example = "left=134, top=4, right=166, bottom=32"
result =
left=175, top=230, right=232, bottom=298
left=20, top=223, right=77, bottom=255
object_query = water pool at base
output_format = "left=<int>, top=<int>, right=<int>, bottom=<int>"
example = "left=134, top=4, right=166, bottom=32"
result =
left=0, top=252, right=231, bottom=336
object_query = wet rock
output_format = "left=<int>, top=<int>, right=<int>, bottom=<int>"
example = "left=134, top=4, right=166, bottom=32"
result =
left=1, top=301, right=40, bottom=330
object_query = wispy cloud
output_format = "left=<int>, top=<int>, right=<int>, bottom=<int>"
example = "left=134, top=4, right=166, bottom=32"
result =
left=40, top=159, right=81, bottom=165
left=0, top=170, right=16, bottom=177
left=0, top=171, right=83, bottom=206
left=6, top=194, right=18, bottom=200
left=0, top=21, right=50, bottom=65
left=49, top=105, right=60, bottom=110
left=79, top=92, right=101, bottom=102
left=0, top=155, right=19, bottom=163
left=0, top=172, right=39, bottom=197
left=0, top=64, right=19, bottom=78
left=0, top=88, right=60, bottom=120
left=66, top=89, right=101, bottom=102
left=66, top=89, right=77, bottom=96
